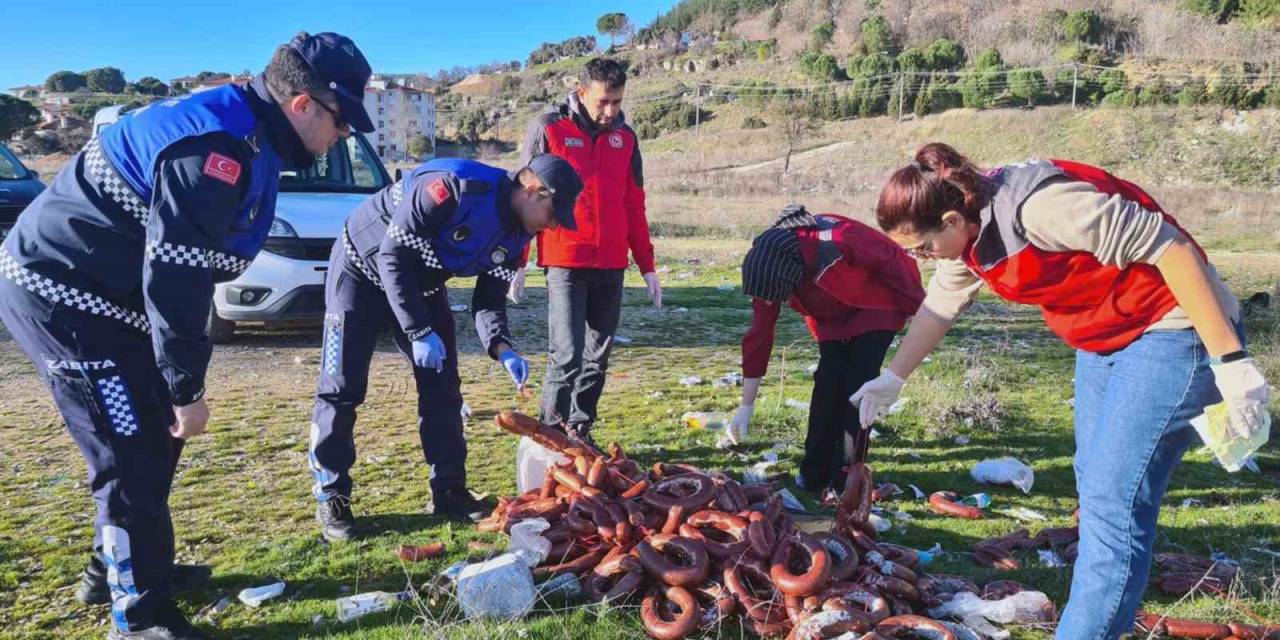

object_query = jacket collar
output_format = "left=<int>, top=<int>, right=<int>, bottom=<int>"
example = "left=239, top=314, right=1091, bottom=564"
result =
left=245, top=74, right=316, bottom=169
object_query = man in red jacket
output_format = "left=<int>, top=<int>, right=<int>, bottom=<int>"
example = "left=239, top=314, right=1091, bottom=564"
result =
left=519, top=57, right=660, bottom=444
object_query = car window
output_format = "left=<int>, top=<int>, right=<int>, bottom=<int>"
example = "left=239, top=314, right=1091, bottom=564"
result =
left=0, top=145, right=25, bottom=180
left=278, top=133, right=388, bottom=194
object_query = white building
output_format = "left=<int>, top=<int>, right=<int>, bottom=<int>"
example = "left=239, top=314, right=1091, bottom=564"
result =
left=363, top=79, right=436, bottom=163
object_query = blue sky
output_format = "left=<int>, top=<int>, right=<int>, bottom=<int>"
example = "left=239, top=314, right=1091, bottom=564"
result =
left=2, top=0, right=678, bottom=89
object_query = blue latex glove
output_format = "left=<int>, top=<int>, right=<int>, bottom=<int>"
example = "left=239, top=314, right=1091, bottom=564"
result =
left=499, top=349, right=529, bottom=388
left=412, top=332, right=446, bottom=372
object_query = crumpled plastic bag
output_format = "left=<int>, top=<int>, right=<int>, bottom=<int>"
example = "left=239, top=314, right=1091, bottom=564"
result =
left=928, top=590, right=1055, bottom=624
left=456, top=553, right=536, bottom=621
left=971, top=457, right=1035, bottom=494
left=507, top=518, right=552, bottom=567
left=516, top=437, right=569, bottom=494
left=1191, top=402, right=1270, bottom=473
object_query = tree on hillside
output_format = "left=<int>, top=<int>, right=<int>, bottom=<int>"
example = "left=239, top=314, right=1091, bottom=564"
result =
left=85, top=67, right=127, bottom=94
left=133, top=77, right=170, bottom=96
left=597, top=12, right=630, bottom=48
left=810, top=19, right=835, bottom=51
left=195, top=71, right=230, bottom=83
left=771, top=99, right=816, bottom=175
left=1008, top=69, right=1046, bottom=106
left=45, top=70, right=87, bottom=93
left=456, top=109, right=490, bottom=145
left=0, top=95, right=40, bottom=140
left=407, top=135, right=434, bottom=160
left=859, top=15, right=898, bottom=55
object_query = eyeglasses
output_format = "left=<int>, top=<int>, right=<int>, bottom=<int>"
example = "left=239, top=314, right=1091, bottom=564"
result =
left=903, top=232, right=940, bottom=259
left=310, top=97, right=347, bottom=130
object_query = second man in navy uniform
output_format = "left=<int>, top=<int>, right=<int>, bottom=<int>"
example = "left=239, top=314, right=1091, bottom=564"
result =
left=308, top=154, right=583, bottom=540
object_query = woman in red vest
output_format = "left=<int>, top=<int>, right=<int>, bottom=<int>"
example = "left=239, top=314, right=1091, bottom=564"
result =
left=852, top=142, right=1269, bottom=639
left=729, top=205, right=924, bottom=495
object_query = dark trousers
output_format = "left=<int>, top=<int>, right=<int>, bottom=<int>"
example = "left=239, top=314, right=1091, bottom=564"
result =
left=538, top=267, right=625, bottom=429
left=0, top=280, right=181, bottom=632
left=799, top=331, right=895, bottom=491
left=308, top=244, right=466, bottom=501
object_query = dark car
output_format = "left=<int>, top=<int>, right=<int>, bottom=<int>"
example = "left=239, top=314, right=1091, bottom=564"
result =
left=0, top=143, right=45, bottom=238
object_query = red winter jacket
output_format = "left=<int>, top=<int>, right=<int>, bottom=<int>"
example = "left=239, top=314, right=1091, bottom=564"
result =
left=963, top=160, right=1205, bottom=353
left=520, top=93, right=654, bottom=273
left=741, top=215, right=924, bottom=377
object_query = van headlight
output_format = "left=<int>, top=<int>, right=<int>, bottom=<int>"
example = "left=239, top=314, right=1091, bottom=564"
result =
left=269, top=218, right=298, bottom=238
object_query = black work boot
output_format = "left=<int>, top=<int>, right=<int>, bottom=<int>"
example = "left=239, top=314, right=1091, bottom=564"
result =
left=106, top=601, right=209, bottom=640
left=76, top=556, right=212, bottom=606
left=316, top=496, right=358, bottom=542
left=427, top=487, right=492, bottom=523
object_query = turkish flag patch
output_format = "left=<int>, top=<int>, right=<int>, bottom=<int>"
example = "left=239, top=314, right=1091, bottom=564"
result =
left=426, top=178, right=451, bottom=206
left=202, top=153, right=241, bottom=186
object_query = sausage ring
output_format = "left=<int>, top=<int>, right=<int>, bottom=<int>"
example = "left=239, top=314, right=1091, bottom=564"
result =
left=723, top=558, right=789, bottom=625
left=875, top=615, right=957, bottom=640
left=640, top=585, right=701, bottom=640
left=821, top=582, right=890, bottom=625
left=679, top=510, right=750, bottom=560
left=928, top=492, right=983, bottom=520
left=812, top=532, right=860, bottom=582
left=643, top=474, right=716, bottom=511
left=583, top=551, right=645, bottom=603
left=745, top=511, right=777, bottom=560
left=770, top=532, right=833, bottom=597
left=792, top=609, right=872, bottom=640
left=637, top=534, right=710, bottom=587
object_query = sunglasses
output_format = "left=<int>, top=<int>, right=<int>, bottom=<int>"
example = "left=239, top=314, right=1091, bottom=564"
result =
left=310, top=96, right=347, bottom=130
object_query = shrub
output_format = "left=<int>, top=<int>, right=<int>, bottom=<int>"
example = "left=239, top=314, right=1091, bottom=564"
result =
left=1063, top=10, right=1103, bottom=42
left=1008, top=69, right=1046, bottom=106
left=742, top=115, right=767, bottom=129
left=810, top=19, right=835, bottom=51
left=800, top=51, right=844, bottom=80
left=923, top=38, right=965, bottom=71
left=859, top=15, right=898, bottom=55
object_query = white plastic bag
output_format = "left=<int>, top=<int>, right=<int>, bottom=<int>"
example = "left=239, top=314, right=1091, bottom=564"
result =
left=928, top=590, right=1054, bottom=624
left=238, top=581, right=285, bottom=608
left=516, top=437, right=569, bottom=494
left=1191, top=402, right=1270, bottom=473
left=456, top=553, right=536, bottom=621
left=507, top=518, right=552, bottom=567
left=970, top=457, right=1035, bottom=494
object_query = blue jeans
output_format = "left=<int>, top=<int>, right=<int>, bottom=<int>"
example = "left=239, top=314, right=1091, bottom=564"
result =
left=1058, top=328, right=1224, bottom=639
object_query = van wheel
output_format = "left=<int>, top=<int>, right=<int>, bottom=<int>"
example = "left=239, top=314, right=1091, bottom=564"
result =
left=207, top=309, right=236, bottom=344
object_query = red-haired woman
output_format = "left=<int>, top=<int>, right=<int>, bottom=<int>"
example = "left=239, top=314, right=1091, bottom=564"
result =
left=851, top=143, right=1269, bottom=638
left=730, top=205, right=924, bottom=495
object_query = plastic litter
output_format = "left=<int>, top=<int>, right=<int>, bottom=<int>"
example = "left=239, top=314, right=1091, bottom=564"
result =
left=887, top=398, right=909, bottom=415
left=336, top=591, right=411, bottom=622
left=1190, top=401, right=1270, bottom=473
left=197, top=596, right=232, bottom=620
left=1181, top=498, right=1202, bottom=508
left=867, top=512, right=892, bottom=533
left=915, top=543, right=943, bottom=566
left=682, top=412, right=728, bottom=431
left=743, top=460, right=779, bottom=485
left=1037, top=549, right=1067, bottom=568
left=908, top=484, right=926, bottom=500
left=717, top=284, right=735, bottom=292
left=399, top=542, right=445, bottom=562
left=450, top=304, right=469, bottom=312
left=678, top=375, right=702, bottom=386
left=785, top=398, right=810, bottom=411
left=1209, top=551, right=1239, bottom=567
left=516, top=437, right=570, bottom=494
left=954, top=435, right=970, bottom=445
left=672, top=307, right=689, bottom=313
left=507, top=518, right=552, bottom=567
left=456, top=553, right=537, bottom=620
left=1000, top=507, right=1048, bottom=522
left=534, top=572, right=582, bottom=602
left=940, top=620, right=983, bottom=640
left=614, top=335, right=633, bottom=344
left=805, top=363, right=819, bottom=376
left=776, top=488, right=806, bottom=513
left=971, top=457, right=1035, bottom=494
left=237, top=581, right=285, bottom=608
left=460, top=403, right=472, bottom=421
left=712, top=372, right=744, bottom=388
left=959, top=493, right=992, bottom=508
left=928, top=590, right=1055, bottom=624
left=892, top=511, right=913, bottom=534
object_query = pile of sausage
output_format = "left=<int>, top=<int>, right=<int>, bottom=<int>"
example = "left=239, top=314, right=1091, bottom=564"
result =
left=1153, top=553, right=1239, bottom=597
left=1136, top=611, right=1278, bottom=639
left=480, top=411, right=1046, bottom=639
left=969, top=526, right=1079, bottom=571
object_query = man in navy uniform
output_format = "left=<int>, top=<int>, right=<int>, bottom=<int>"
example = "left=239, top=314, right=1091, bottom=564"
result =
left=308, top=154, right=582, bottom=541
left=0, top=32, right=374, bottom=639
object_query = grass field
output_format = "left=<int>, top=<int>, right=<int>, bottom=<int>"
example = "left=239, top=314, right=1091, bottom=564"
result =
left=1, top=236, right=1277, bottom=639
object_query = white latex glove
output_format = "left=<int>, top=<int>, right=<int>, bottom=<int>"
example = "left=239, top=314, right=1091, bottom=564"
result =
left=849, top=369, right=905, bottom=429
left=642, top=271, right=662, bottom=309
left=507, top=267, right=526, bottom=304
left=1211, top=358, right=1270, bottom=440
left=727, top=404, right=754, bottom=445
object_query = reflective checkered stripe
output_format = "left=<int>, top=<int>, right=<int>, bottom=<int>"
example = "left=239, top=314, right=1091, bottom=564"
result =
left=145, top=240, right=251, bottom=276
left=95, top=375, right=140, bottom=436
left=386, top=222, right=442, bottom=269
left=488, top=264, right=518, bottom=283
left=342, top=227, right=383, bottom=289
left=322, top=317, right=342, bottom=377
left=83, top=138, right=150, bottom=226
left=0, top=248, right=150, bottom=333
left=388, top=179, right=405, bottom=209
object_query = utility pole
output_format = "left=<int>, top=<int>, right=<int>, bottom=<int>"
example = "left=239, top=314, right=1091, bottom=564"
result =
left=694, top=83, right=701, bottom=135
left=1071, top=63, right=1079, bottom=110
left=897, top=72, right=906, bottom=122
